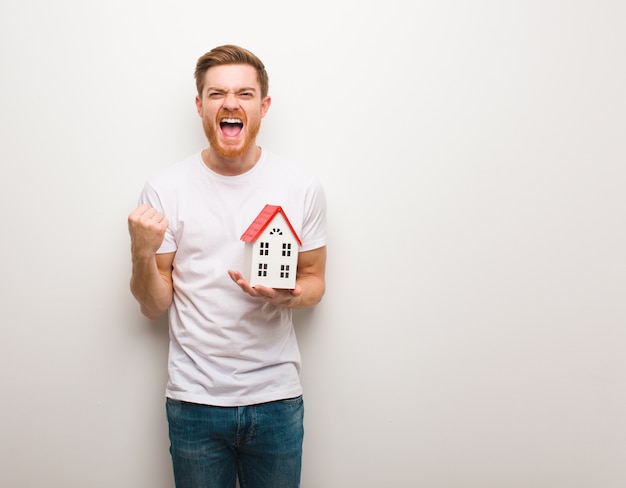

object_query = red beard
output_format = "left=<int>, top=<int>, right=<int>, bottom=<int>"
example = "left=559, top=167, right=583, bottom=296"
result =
left=202, top=113, right=261, bottom=160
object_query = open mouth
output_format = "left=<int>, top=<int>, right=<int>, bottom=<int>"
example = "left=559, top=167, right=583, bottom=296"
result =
left=220, top=117, right=244, bottom=137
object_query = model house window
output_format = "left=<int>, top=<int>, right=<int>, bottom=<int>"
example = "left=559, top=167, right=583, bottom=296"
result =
left=280, top=264, right=290, bottom=278
left=282, top=243, right=292, bottom=257
left=257, top=263, right=268, bottom=277
left=259, top=242, right=269, bottom=256
left=269, top=228, right=283, bottom=235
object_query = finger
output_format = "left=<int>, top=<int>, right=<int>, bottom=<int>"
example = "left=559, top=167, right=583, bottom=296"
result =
left=139, top=204, right=160, bottom=219
left=142, top=207, right=158, bottom=220
left=129, top=205, right=159, bottom=224
left=228, top=270, right=242, bottom=283
left=253, top=284, right=274, bottom=297
left=139, top=209, right=168, bottom=229
left=129, top=204, right=148, bottom=222
left=228, top=271, right=257, bottom=293
left=290, top=285, right=302, bottom=297
left=256, top=287, right=283, bottom=302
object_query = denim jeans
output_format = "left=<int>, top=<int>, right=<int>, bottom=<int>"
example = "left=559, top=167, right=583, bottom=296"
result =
left=166, top=396, right=304, bottom=488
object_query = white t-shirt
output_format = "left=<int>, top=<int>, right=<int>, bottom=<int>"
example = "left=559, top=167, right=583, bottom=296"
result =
left=139, top=149, right=326, bottom=406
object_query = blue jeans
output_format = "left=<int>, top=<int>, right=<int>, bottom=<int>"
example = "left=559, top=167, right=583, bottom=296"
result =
left=166, top=396, right=304, bottom=488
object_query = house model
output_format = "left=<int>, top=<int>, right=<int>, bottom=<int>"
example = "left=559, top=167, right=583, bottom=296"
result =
left=240, top=204, right=302, bottom=289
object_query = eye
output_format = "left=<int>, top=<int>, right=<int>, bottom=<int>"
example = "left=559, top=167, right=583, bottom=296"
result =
left=207, top=91, right=224, bottom=99
left=239, top=92, right=254, bottom=99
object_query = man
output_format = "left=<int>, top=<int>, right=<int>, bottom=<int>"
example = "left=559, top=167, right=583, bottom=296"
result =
left=127, top=45, right=327, bottom=488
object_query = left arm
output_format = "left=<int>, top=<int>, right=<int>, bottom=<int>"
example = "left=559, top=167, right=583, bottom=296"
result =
left=228, top=245, right=327, bottom=309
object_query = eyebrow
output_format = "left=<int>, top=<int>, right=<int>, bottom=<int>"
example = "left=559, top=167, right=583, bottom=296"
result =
left=206, top=86, right=258, bottom=94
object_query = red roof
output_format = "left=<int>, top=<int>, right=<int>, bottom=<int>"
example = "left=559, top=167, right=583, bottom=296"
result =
left=240, top=205, right=302, bottom=246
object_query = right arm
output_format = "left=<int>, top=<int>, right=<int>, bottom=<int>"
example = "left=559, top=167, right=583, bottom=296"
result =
left=128, top=204, right=175, bottom=320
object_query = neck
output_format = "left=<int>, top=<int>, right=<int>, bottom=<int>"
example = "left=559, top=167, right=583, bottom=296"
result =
left=202, top=145, right=261, bottom=176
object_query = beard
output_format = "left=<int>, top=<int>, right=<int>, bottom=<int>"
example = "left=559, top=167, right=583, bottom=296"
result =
left=202, top=113, right=261, bottom=160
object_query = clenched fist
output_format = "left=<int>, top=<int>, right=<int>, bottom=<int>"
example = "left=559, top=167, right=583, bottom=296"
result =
left=128, top=204, right=169, bottom=257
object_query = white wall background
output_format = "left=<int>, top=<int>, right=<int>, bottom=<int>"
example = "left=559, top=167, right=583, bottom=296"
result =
left=1, top=1, right=624, bottom=487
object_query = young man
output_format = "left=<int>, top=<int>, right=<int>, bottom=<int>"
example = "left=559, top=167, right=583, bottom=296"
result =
left=128, top=45, right=327, bottom=488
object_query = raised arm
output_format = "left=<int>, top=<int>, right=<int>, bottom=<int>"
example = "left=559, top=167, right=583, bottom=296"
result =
left=128, top=204, right=175, bottom=320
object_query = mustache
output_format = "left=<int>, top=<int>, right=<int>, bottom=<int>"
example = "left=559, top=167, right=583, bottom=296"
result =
left=218, top=110, right=245, bottom=120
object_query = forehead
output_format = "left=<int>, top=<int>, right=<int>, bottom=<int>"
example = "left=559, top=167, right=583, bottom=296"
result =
left=203, top=64, right=260, bottom=92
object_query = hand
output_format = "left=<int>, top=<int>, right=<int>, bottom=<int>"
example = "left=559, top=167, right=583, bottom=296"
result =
left=228, top=270, right=302, bottom=308
left=128, top=204, right=169, bottom=257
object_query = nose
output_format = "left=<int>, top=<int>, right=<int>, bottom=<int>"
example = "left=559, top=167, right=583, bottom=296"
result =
left=223, top=91, right=238, bottom=110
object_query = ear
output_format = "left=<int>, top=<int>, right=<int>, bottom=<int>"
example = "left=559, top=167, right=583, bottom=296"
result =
left=195, top=95, right=202, bottom=117
left=260, top=96, right=271, bottom=118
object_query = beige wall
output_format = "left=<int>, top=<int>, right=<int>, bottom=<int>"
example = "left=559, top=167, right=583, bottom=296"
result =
left=1, top=1, right=625, bottom=486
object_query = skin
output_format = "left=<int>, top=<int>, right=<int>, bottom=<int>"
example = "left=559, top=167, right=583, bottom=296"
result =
left=197, top=64, right=271, bottom=176
left=128, top=63, right=326, bottom=319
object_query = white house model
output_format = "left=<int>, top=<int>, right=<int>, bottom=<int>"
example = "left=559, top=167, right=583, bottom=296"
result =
left=240, top=204, right=302, bottom=289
